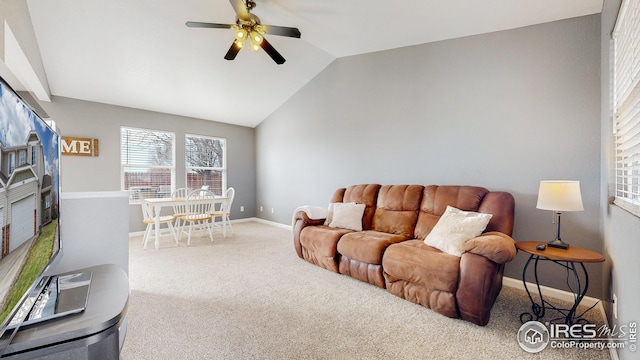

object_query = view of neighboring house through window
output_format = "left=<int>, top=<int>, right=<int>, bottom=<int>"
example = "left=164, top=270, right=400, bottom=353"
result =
left=121, top=127, right=175, bottom=202
left=185, top=135, right=226, bottom=196
left=613, top=0, right=640, bottom=216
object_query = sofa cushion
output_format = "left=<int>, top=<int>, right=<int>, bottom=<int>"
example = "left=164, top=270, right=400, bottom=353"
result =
left=337, top=231, right=409, bottom=265
left=300, top=225, right=354, bottom=257
left=328, top=202, right=366, bottom=231
left=423, top=205, right=493, bottom=256
left=414, top=185, right=490, bottom=240
left=382, top=239, right=461, bottom=293
left=341, top=184, right=381, bottom=230
left=477, top=192, right=516, bottom=235
left=371, top=185, right=423, bottom=238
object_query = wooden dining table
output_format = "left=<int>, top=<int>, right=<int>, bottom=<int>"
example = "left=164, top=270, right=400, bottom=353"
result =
left=143, top=196, right=229, bottom=249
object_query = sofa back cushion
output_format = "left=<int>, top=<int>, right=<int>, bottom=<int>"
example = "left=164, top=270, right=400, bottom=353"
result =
left=414, top=185, right=490, bottom=240
left=331, top=184, right=381, bottom=230
left=477, top=192, right=515, bottom=235
left=372, top=185, right=424, bottom=238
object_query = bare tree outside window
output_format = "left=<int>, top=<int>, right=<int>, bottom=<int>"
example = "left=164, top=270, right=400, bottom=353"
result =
left=186, top=135, right=226, bottom=196
left=121, top=127, right=175, bottom=202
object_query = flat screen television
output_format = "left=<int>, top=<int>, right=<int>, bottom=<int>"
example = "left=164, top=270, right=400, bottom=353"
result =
left=0, top=75, right=67, bottom=354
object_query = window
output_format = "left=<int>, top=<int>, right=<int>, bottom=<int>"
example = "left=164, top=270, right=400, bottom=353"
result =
left=613, top=0, right=640, bottom=216
left=8, top=153, right=14, bottom=174
left=121, top=127, right=175, bottom=202
left=185, top=135, right=226, bottom=196
left=31, top=145, right=36, bottom=165
left=18, top=150, right=26, bottom=166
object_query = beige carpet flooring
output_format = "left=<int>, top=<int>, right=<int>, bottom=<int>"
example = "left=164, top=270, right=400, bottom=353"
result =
left=121, top=221, right=610, bottom=360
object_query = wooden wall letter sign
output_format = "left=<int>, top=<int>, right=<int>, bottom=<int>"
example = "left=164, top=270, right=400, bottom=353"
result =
left=61, top=137, right=99, bottom=157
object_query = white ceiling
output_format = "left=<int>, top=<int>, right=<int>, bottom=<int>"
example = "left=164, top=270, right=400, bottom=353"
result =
left=24, top=0, right=603, bottom=128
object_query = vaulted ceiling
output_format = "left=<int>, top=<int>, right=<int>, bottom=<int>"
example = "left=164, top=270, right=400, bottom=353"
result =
left=24, top=0, right=603, bottom=128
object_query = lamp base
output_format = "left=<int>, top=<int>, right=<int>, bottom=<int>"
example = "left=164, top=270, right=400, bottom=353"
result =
left=547, top=239, right=569, bottom=249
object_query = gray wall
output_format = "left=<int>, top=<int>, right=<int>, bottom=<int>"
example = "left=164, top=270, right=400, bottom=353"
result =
left=600, top=1, right=640, bottom=359
left=38, top=96, right=256, bottom=232
left=256, top=16, right=603, bottom=297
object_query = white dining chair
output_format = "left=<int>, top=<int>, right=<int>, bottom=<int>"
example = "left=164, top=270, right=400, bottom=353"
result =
left=141, top=200, right=178, bottom=249
left=171, top=187, right=190, bottom=238
left=180, top=189, right=215, bottom=245
left=212, top=187, right=235, bottom=237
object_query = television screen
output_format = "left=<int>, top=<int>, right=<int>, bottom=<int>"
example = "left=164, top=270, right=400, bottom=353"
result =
left=0, top=76, right=60, bottom=353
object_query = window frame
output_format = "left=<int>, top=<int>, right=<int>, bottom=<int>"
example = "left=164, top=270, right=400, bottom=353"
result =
left=120, top=126, right=176, bottom=204
left=612, top=0, right=640, bottom=217
left=184, top=134, right=227, bottom=196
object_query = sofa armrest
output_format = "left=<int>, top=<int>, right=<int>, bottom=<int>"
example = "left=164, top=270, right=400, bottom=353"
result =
left=292, top=210, right=327, bottom=259
left=456, top=252, right=504, bottom=326
left=456, top=232, right=515, bottom=325
left=462, top=231, right=516, bottom=264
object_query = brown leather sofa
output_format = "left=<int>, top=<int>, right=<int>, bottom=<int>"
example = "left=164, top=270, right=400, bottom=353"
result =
left=292, top=184, right=516, bottom=326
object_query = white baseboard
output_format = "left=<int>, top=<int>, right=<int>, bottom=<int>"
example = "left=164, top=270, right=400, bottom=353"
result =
left=128, top=217, right=291, bottom=238
left=128, top=228, right=174, bottom=238
left=229, top=217, right=262, bottom=224
left=502, top=276, right=600, bottom=308
left=129, top=230, right=144, bottom=238
left=252, top=217, right=293, bottom=230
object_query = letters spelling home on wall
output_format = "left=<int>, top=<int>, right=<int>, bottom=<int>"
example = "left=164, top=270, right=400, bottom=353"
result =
left=61, top=136, right=99, bottom=157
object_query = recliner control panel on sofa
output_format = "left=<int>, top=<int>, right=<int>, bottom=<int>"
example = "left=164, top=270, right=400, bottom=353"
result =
left=292, top=184, right=516, bottom=326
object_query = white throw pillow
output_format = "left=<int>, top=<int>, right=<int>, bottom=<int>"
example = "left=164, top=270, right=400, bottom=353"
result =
left=324, top=202, right=336, bottom=226
left=328, top=202, right=365, bottom=231
left=424, top=205, right=493, bottom=256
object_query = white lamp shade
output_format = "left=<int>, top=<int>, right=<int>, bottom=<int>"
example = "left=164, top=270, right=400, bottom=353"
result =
left=536, top=180, right=584, bottom=211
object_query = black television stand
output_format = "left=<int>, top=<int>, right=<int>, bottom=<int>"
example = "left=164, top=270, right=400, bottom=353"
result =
left=1, top=264, right=128, bottom=360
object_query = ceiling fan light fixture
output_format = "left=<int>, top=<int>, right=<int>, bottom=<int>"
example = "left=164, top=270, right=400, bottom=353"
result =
left=249, top=30, right=263, bottom=50
left=187, top=0, right=300, bottom=64
left=233, top=27, right=248, bottom=48
left=235, top=27, right=248, bottom=40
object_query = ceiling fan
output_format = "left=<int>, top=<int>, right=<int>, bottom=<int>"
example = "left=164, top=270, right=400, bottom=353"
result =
left=186, top=0, right=301, bottom=64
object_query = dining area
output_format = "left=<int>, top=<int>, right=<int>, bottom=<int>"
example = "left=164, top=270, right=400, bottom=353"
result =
left=140, top=187, right=235, bottom=249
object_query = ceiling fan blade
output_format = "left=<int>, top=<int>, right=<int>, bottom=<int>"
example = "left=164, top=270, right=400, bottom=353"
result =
left=260, top=38, right=285, bottom=65
left=261, top=25, right=301, bottom=38
left=229, top=0, right=251, bottom=21
left=224, top=42, right=242, bottom=61
left=186, top=21, right=233, bottom=29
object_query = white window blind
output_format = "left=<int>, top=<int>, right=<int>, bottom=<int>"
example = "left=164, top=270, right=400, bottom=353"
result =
left=121, top=127, right=175, bottom=202
left=185, top=134, right=226, bottom=196
left=614, top=0, right=640, bottom=216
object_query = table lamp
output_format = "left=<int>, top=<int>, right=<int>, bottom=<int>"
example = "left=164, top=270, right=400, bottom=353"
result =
left=536, top=180, right=584, bottom=249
